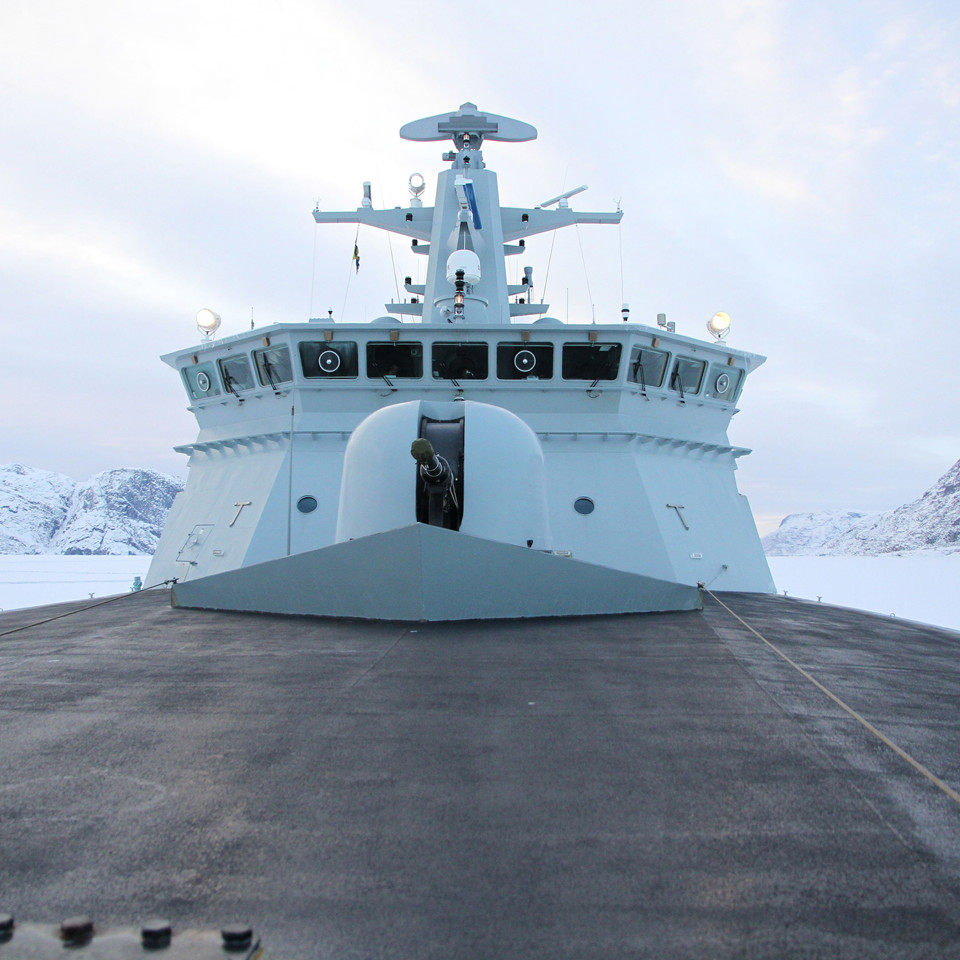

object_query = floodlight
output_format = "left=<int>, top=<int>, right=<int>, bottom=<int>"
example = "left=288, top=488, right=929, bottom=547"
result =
left=706, top=311, right=731, bottom=340
left=196, top=308, right=222, bottom=338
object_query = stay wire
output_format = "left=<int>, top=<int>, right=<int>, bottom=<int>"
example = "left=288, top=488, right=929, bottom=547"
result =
left=308, top=209, right=319, bottom=318
left=376, top=173, right=403, bottom=308
left=540, top=166, right=567, bottom=310
left=617, top=201, right=624, bottom=307
left=540, top=229, right=558, bottom=306
left=703, top=588, right=960, bottom=809
left=574, top=222, right=594, bottom=321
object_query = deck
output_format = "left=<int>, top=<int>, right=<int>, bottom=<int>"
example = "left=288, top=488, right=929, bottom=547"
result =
left=2, top=590, right=959, bottom=958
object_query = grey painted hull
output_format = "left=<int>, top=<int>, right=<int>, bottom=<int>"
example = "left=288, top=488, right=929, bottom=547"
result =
left=171, top=523, right=701, bottom=620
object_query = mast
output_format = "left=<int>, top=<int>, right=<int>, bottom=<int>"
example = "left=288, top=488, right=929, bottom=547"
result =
left=312, top=103, right=622, bottom=324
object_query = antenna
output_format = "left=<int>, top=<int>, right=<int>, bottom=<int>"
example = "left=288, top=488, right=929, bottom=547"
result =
left=539, top=185, right=588, bottom=208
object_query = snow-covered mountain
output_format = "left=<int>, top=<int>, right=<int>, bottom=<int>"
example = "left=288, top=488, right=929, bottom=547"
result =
left=761, top=511, right=872, bottom=556
left=0, top=464, right=76, bottom=554
left=828, top=459, right=960, bottom=556
left=765, top=458, right=960, bottom=557
left=0, top=464, right=183, bottom=555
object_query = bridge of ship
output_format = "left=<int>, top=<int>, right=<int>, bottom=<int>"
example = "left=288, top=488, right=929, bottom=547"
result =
left=173, top=323, right=759, bottom=409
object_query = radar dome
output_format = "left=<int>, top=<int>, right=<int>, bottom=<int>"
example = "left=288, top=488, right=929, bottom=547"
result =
left=446, top=249, right=481, bottom=285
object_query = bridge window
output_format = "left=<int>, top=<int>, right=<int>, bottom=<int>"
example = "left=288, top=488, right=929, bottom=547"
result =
left=182, top=362, right=221, bottom=400
left=669, top=357, right=705, bottom=395
left=432, top=342, right=488, bottom=380
left=299, top=341, right=359, bottom=378
left=367, top=342, right=423, bottom=379
left=254, top=346, right=293, bottom=387
left=628, top=346, right=669, bottom=389
left=561, top=343, right=622, bottom=380
left=497, top=342, right=553, bottom=380
left=218, top=356, right=256, bottom=394
left=704, top=365, right=743, bottom=401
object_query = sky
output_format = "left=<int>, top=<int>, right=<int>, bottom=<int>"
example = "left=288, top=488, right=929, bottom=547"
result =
left=1, top=0, right=958, bottom=534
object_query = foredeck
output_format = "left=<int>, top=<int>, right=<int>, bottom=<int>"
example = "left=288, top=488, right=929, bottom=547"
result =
left=2, top=592, right=959, bottom=958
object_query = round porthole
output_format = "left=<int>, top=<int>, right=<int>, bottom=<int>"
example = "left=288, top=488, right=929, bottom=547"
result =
left=195, top=371, right=210, bottom=393
left=319, top=350, right=341, bottom=373
left=514, top=349, right=537, bottom=373
left=574, top=497, right=595, bottom=515
left=296, top=495, right=318, bottom=514
left=714, top=372, right=730, bottom=394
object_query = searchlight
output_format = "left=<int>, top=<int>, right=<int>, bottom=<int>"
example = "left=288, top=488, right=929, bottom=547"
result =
left=706, top=311, right=731, bottom=340
left=196, top=308, right=222, bottom=339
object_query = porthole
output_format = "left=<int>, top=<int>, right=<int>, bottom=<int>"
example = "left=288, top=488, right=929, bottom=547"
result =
left=715, top=372, right=730, bottom=394
left=296, top=496, right=318, bottom=514
left=574, top=497, right=595, bottom=515
left=195, top=371, right=210, bottom=393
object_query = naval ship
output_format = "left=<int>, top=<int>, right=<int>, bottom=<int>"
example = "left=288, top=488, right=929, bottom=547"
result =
left=3, top=106, right=960, bottom=958
left=145, top=102, right=774, bottom=621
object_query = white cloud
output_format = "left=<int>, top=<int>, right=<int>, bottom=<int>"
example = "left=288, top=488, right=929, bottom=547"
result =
left=0, top=0, right=437, bottom=187
left=0, top=204, right=208, bottom=315
left=711, top=149, right=813, bottom=204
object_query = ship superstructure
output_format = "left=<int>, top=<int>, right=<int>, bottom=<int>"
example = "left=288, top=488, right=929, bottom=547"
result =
left=148, top=103, right=774, bottom=619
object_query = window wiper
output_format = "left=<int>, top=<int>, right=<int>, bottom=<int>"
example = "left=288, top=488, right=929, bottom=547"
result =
left=633, top=357, right=647, bottom=396
left=671, top=371, right=685, bottom=401
left=223, top=371, right=244, bottom=403
left=437, top=359, right=461, bottom=386
left=262, top=357, right=281, bottom=395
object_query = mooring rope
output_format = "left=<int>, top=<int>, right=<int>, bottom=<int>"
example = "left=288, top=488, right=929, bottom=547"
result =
left=0, top=579, right=178, bottom=640
left=702, top=587, right=960, bottom=808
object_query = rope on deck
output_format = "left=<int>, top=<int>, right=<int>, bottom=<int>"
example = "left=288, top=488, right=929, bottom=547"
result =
left=703, top=586, right=960, bottom=810
left=0, top=579, right=178, bottom=640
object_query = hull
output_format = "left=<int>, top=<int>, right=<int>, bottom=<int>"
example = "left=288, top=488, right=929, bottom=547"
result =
left=170, top=523, right=701, bottom=620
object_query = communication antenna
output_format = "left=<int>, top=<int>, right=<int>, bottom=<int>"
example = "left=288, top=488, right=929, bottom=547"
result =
left=657, top=312, right=676, bottom=333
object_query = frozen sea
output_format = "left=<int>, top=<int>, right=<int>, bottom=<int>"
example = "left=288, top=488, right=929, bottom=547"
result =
left=0, top=556, right=151, bottom=613
left=1, top=554, right=959, bottom=636
left=766, top=554, right=960, bottom=635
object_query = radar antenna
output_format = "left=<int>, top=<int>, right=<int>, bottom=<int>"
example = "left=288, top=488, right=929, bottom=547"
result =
left=539, top=185, right=588, bottom=208
left=400, top=102, right=537, bottom=149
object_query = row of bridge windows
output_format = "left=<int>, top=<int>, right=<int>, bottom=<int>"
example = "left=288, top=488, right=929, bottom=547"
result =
left=183, top=341, right=743, bottom=403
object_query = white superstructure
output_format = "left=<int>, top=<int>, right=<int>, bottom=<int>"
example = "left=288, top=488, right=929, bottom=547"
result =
left=149, top=103, right=774, bottom=620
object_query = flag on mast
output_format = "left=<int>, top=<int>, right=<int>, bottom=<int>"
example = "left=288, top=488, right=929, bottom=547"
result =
left=352, top=243, right=360, bottom=273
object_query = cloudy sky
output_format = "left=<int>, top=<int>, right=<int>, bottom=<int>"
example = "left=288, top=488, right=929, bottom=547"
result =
left=2, top=0, right=958, bottom=533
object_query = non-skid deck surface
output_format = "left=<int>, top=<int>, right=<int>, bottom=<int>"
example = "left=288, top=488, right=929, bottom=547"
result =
left=1, top=590, right=959, bottom=958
